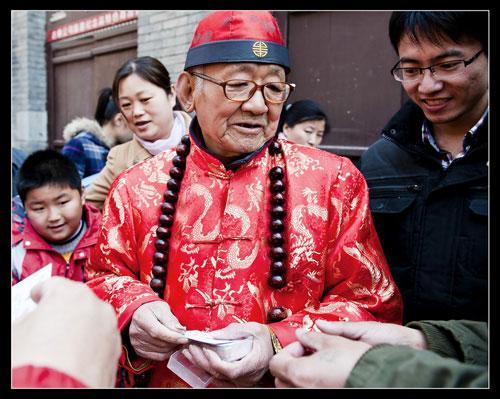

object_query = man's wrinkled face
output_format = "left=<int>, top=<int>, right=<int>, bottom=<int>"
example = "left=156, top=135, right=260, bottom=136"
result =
left=192, top=63, right=286, bottom=158
left=398, top=35, right=488, bottom=127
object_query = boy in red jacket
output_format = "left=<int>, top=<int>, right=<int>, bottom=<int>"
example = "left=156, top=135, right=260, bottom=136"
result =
left=12, top=149, right=102, bottom=284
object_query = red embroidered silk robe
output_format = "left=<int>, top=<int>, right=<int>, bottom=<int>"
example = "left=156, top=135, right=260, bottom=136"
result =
left=87, top=137, right=402, bottom=387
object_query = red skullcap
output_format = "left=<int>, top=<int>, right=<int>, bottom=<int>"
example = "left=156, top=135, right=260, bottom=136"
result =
left=184, top=11, right=290, bottom=72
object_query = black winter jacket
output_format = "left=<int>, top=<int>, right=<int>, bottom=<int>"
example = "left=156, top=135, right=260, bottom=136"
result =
left=359, top=101, right=488, bottom=323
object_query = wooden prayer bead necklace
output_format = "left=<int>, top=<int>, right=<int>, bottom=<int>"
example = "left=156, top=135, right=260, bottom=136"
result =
left=150, top=135, right=288, bottom=323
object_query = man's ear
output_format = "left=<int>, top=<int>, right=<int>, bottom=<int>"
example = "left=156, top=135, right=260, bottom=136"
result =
left=175, top=71, right=196, bottom=113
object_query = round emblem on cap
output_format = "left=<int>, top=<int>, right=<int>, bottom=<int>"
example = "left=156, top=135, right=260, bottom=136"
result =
left=252, top=41, right=268, bottom=57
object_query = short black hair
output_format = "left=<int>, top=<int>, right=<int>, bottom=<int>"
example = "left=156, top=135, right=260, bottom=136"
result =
left=94, top=87, right=120, bottom=126
left=112, top=56, right=172, bottom=106
left=389, top=12, right=488, bottom=56
left=278, top=99, right=330, bottom=135
left=17, top=149, right=82, bottom=203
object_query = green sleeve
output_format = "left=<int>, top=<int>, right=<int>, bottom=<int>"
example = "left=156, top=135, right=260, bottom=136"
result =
left=345, top=344, right=488, bottom=388
left=407, top=320, right=488, bottom=366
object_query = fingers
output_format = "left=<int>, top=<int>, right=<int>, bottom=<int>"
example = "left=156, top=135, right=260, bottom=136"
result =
left=274, top=377, right=295, bottom=388
left=132, top=303, right=188, bottom=345
left=281, top=341, right=306, bottom=357
left=269, top=349, right=304, bottom=387
left=134, top=347, right=175, bottom=362
left=315, top=320, right=371, bottom=340
left=294, top=329, right=331, bottom=352
left=30, top=276, right=77, bottom=304
left=185, top=344, right=213, bottom=372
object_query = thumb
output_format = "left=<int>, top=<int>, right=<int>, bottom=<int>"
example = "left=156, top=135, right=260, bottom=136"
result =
left=30, top=276, right=66, bottom=304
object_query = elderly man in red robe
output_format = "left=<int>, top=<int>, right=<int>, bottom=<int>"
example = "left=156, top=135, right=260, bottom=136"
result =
left=87, top=10, right=402, bottom=388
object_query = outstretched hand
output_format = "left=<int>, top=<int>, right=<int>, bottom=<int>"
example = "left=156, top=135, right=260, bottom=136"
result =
left=269, top=328, right=371, bottom=388
left=129, top=301, right=188, bottom=361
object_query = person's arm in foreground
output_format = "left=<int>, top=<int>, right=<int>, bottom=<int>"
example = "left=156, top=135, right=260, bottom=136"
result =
left=269, top=320, right=488, bottom=388
left=12, top=277, right=121, bottom=388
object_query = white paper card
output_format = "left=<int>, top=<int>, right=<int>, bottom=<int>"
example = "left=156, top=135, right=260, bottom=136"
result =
left=184, top=330, right=235, bottom=345
left=12, top=264, right=52, bottom=323
left=184, top=330, right=254, bottom=362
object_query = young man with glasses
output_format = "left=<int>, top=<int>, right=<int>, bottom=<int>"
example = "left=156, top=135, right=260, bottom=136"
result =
left=86, top=11, right=402, bottom=387
left=360, top=12, right=488, bottom=324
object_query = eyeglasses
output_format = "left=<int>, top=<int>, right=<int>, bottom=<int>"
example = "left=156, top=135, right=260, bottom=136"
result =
left=391, top=49, right=484, bottom=82
left=190, top=71, right=296, bottom=104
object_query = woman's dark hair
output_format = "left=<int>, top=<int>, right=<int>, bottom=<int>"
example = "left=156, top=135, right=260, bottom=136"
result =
left=278, top=100, right=330, bottom=135
left=94, top=87, right=120, bottom=126
left=112, top=56, right=173, bottom=105
left=17, top=149, right=82, bottom=204
left=389, top=12, right=488, bottom=55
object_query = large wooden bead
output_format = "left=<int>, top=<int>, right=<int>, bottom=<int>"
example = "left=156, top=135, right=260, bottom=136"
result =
left=153, top=252, right=167, bottom=264
left=268, top=306, right=287, bottom=322
left=154, top=239, right=168, bottom=251
left=163, top=190, right=178, bottom=203
left=169, top=166, right=184, bottom=180
left=269, top=166, right=284, bottom=181
left=270, top=261, right=286, bottom=275
left=161, top=202, right=176, bottom=215
left=268, top=274, right=287, bottom=289
left=152, top=265, right=166, bottom=277
left=269, top=232, right=284, bottom=246
left=271, top=205, right=285, bottom=218
left=270, top=219, right=284, bottom=232
left=159, top=214, right=174, bottom=227
left=156, top=226, right=172, bottom=239
left=176, top=144, right=189, bottom=157
left=150, top=278, right=165, bottom=291
left=268, top=141, right=282, bottom=155
left=181, top=135, right=191, bottom=146
left=271, top=180, right=285, bottom=193
left=172, top=155, right=186, bottom=169
left=270, top=246, right=286, bottom=260
left=271, top=192, right=285, bottom=205
left=167, top=179, right=180, bottom=192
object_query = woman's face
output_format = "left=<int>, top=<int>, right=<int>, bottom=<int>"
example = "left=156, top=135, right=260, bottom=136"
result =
left=118, top=73, right=176, bottom=142
left=283, top=118, right=326, bottom=147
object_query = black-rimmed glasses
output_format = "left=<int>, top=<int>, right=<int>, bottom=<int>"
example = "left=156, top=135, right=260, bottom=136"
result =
left=190, top=71, right=295, bottom=104
left=391, top=49, right=484, bottom=82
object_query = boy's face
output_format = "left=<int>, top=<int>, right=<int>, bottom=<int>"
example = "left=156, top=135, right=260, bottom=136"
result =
left=24, top=184, right=84, bottom=243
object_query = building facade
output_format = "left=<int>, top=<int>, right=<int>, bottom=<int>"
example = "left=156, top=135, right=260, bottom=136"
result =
left=12, top=10, right=406, bottom=161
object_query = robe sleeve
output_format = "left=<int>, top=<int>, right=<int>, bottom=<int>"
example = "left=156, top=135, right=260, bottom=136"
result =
left=270, top=158, right=403, bottom=347
left=86, top=174, right=161, bottom=332
left=12, top=365, right=87, bottom=388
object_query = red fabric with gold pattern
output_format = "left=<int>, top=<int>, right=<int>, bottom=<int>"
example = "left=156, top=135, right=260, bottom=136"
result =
left=86, top=137, right=402, bottom=387
left=190, top=11, right=285, bottom=47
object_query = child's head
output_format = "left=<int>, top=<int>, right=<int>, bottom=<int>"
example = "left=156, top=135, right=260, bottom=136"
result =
left=17, top=149, right=85, bottom=243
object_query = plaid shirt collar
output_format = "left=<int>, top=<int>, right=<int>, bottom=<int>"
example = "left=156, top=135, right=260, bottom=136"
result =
left=421, top=107, right=488, bottom=169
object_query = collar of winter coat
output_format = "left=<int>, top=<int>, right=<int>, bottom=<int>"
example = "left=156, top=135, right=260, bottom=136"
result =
left=13, top=203, right=102, bottom=251
left=189, top=116, right=272, bottom=171
left=62, top=117, right=116, bottom=148
left=382, top=100, right=487, bottom=153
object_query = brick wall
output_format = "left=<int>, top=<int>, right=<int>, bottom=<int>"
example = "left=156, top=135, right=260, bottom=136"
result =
left=11, top=10, right=48, bottom=153
left=137, top=11, right=209, bottom=85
